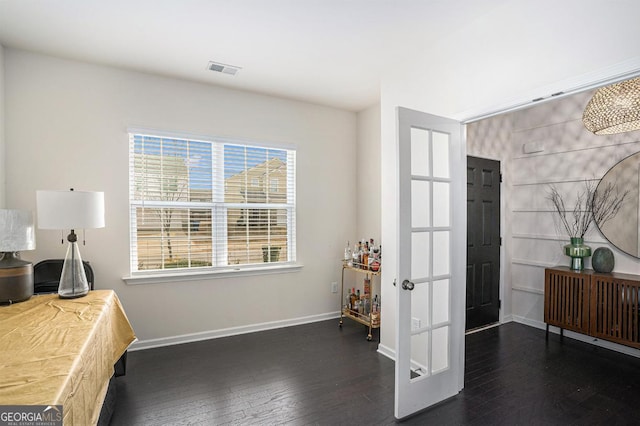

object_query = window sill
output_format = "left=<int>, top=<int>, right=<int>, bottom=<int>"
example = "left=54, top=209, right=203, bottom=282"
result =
left=122, top=263, right=304, bottom=285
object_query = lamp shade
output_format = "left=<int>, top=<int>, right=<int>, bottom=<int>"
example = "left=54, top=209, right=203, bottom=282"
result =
left=36, top=190, right=105, bottom=230
left=583, top=77, right=640, bottom=135
left=0, top=209, right=36, bottom=251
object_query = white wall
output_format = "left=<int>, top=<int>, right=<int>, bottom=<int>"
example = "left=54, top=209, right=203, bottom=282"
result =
left=337, top=104, right=383, bottom=321
left=356, top=103, right=381, bottom=240
left=0, top=44, right=5, bottom=208
left=378, top=89, right=398, bottom=355
left=4, top=49, right=357, bottom=345
left=468, top=89, right=640, bottom=355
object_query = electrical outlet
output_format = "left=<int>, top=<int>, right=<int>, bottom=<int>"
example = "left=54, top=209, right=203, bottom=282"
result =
left=331, top=282, right=338, bottom=293
left=412, top=317, right=421, bottom=330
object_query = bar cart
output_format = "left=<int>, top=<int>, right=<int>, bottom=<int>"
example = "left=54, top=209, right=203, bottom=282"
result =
left=339, top=261, right=381, bottom=340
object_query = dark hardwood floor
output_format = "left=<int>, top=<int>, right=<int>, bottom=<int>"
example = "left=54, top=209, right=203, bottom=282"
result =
left=110, top=320, right=640, bottom=425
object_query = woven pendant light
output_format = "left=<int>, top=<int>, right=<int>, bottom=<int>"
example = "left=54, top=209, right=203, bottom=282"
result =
left=583, top=77, right=640, bottom=135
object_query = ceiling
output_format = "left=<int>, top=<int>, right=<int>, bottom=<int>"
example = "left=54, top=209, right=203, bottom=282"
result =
left=1, top=0, right=640, bottom=114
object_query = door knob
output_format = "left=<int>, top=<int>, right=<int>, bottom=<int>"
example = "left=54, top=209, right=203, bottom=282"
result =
left=402, top=279, right=415, bottom=291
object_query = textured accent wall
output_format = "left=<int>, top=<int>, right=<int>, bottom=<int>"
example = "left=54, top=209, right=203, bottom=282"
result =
left=468, top=89, right=640, bottom=339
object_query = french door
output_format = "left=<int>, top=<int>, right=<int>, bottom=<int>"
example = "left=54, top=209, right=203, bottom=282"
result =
left=395, top=107, right=466, bottom=419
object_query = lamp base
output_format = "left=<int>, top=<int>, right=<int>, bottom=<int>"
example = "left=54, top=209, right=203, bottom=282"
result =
left=0, top=252, right=33, bottom=304
left=59, top=293, right=88, bottom=299
left=58, top=241, right=89, bottom=299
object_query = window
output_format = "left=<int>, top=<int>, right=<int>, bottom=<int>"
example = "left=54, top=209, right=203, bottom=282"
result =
left=129, top=132, right=296, bottom=274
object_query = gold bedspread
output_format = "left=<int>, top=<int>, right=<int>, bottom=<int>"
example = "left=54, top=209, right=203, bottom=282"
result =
left=0, top=290, right=136, bottom=425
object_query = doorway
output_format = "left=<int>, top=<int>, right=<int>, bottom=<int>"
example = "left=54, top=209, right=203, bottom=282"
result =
left=466, top=156, right=501, bottom=331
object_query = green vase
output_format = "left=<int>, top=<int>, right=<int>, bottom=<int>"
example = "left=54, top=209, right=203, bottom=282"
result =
left=564, top=237, right=591, bottom=270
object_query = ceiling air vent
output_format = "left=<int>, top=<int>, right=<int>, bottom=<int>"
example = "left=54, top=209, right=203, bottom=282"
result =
left=207, top=61, right=241, bottom=76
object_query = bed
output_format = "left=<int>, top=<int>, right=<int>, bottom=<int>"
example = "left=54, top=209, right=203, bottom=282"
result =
left=0, top=290, right=135, bottom=425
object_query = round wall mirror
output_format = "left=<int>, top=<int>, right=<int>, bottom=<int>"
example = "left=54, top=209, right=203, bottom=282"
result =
left=594, top=151, right=640, bottom=258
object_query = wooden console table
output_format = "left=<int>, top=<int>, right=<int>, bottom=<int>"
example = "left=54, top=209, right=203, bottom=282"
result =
left=0, top=290, right=136, bottom=425
left=544, top=266, right=640, bottom=349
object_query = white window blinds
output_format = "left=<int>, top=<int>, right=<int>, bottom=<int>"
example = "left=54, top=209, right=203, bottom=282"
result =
left=129, top=133, right=296, bottom=273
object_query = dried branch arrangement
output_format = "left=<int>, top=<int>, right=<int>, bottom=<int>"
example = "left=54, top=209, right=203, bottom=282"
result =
left=548, top=180, right=628, bottom=239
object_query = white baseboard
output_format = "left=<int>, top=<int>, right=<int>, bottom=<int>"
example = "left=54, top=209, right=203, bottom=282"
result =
left=377, top=343, right=396, bottom=361
left=129, top=311, right=341, bottom=351
left=131, top=312, right=640, bottom=361
left=511, top=315, right=546, bottom=330
left=512, top=315, right=640, bottom=359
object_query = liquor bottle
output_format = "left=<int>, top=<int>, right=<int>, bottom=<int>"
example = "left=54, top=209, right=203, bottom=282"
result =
left=364, top=277, right=370, bottom=296
left=369, top=239, right=377, bottom=260
left=371, top=295, right=380, bottom=325
left=350, top=287, right=357, bottom=311
left=344, top=241, right=351, bottom=263
left=351, top=244, right=358, bottom=268
left=362, top=241, right=369, bottom=270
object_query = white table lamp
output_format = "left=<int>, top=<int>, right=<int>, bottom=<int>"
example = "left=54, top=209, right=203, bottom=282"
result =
left=0, top=209, right=36, bottom=304
left=36, top=189, right=105, bottom=298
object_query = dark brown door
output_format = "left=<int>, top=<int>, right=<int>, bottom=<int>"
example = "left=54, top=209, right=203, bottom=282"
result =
left=466, top=156, right=501, bottom=331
